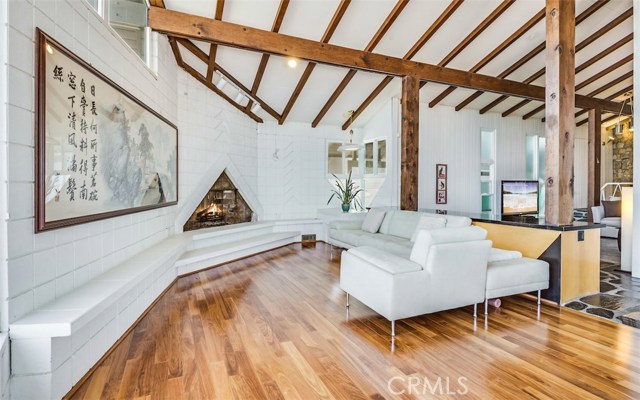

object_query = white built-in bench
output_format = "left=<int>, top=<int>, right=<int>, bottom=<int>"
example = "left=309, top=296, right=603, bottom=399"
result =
left=9, top=220, right=318, bottom=399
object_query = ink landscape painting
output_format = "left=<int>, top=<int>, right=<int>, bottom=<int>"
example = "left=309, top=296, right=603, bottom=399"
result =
left=37, top=31, right=177, bottom=231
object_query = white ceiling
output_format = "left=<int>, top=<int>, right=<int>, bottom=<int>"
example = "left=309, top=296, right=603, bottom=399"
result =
left=163, top=0, right=634, bottom=128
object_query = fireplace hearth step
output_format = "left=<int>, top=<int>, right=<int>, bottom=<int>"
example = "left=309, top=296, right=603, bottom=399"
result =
left=175, top=231, right=301, bottom=275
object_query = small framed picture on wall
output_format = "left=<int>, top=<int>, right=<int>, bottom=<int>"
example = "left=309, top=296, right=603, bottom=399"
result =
left=436, top=164, right=447, bottom=205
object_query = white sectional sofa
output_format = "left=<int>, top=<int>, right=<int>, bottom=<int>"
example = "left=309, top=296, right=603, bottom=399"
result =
left=336, top=209, right=550, bottom=337
left=328, top=210, right=472, bottom=258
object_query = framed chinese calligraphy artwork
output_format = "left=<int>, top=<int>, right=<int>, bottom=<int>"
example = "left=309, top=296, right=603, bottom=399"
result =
left=35, top=29, right=178, bottom=232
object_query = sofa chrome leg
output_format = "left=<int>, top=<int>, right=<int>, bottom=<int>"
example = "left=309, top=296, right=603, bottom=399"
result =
left=330, top=244, right=333, bottom=260
left=473, top=303, right=477, bottom=318
left=537, top=290, right=541, bottom=305
left=391, top=320, right=395, bottom=337
left=346, top=293, right=350, bottom=308
left=484, top=299, right=489, bottom=315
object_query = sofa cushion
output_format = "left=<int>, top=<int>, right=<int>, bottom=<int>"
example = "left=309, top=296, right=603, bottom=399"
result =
left=383, top=240, right=413, bottom=258
left=385, top=210, right=421, bottom=239
left=489, top=248, right=522, bottom=262
left=410, top=226, right=488, bottom=266
left=348, top=247, right=422, bottom=275
left=361, top=209, right=386, bottom=233
left=601, top=217, right=621, bottom=228
left=602, top=200, right=621, bottom=218
left=329, top=229, right=367, bottom=246
left=357, top=233, right=393, bottom=247
left=411, top=215, right=447, bottom=242
left=486, top=258, right=549, bottom=291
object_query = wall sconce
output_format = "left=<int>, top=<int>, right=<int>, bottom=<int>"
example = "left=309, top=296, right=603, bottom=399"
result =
left=602, top=136, right=615, bottom=146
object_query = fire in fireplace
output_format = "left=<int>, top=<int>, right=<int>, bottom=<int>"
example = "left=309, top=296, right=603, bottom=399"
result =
left=183, top=171, right=254, bottom=231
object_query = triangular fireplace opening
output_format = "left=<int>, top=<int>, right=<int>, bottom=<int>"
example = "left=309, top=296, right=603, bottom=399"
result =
left=183, top=170, right=254, bottom=232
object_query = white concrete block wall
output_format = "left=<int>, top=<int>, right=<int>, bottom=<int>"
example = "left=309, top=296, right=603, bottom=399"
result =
left=4, top=0, right=179, bottom=330
left=1, top=0, right=11, bottom=397
left=257, top=121, right=352, bottom=220
left=175, top=70, right=260, bottom=228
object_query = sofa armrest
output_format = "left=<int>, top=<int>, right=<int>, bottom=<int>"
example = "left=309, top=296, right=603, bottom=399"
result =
left=329, top=220, right=364, bottom=230
left=591, top=206, right=604, bottom=223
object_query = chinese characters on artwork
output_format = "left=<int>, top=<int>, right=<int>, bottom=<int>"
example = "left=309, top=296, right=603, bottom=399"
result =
left=55, top=63, right=100, bottom=203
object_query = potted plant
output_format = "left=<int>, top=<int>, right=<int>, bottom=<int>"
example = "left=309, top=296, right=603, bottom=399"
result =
left=327, top=171, right=363, bottom=213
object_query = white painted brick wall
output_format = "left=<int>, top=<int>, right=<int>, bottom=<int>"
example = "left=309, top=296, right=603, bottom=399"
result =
left=257, top=121, right=352, bottom=220
left=4, top=0, right=180, bottom=331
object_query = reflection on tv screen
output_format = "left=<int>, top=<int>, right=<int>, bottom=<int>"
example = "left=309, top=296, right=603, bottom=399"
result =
left=502, top=181, right=538, bottom=215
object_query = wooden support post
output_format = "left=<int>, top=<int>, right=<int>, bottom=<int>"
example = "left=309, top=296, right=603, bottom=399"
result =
left=587, top=108, right=601, bottom=220
left=544, top=0, right=575, bottom=225
left=401, top=76, right=419, bottom=211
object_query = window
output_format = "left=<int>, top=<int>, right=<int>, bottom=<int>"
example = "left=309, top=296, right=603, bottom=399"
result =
left=362, top=139, right=387, bottom=176
left=326, top=141, right=360, bottom=176
left=109, top=0, right=150, bottom=62
left=84, top=0, right=155, bottom=68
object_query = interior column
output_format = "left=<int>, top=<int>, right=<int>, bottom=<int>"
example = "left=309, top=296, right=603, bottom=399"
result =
left=587, top=108, right=601, bottom=220
left=401, top=75, right=419, bottom=211
left=544, top=0, right=576, bottom=225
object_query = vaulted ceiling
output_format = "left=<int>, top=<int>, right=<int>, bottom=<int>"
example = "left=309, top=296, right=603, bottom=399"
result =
left=155, top=0, right=633, bottom=129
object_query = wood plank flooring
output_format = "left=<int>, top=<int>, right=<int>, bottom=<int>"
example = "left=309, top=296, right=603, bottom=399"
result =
left=68, top=243, right=640, bottom=399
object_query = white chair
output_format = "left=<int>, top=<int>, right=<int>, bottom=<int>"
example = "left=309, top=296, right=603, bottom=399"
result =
left=340, top=226, right=492, bottom=337
left=591, top=205, right=620, bottom=239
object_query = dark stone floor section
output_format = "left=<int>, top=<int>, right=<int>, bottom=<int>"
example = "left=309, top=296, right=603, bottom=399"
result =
left=565, top=240, right=640, bottom=329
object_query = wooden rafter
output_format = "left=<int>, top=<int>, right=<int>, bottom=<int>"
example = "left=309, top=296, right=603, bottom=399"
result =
left=205, top=0, right=225, bottom=82
left=430, top=8, right=545, bottom=108
left=278, top=0, right=351, bottom=124
left=180, top=59, right=263, bottom=123
left=480, top=5, right=631, bottom=115
left=455, top=0, right=611, bottom=113
left=160, top=0, right=264, bottom=123
left=338, top=0, right=463, bottom=130
left=311, top=0, right=409, bottom=128
left=575, top=84, right=634, bottom=126
left=522, top=53, right=634, bottom=121
left=176, top=38, right=281, bottom=121
left=423, top=0, right=516, bottom=107
left=245, top=0, right=290, bottom=115
left=569, top=71, right=635, bottom=122
left=149, top=7, right=632, bottom=117
left=507, top=51, right=631, bottom=118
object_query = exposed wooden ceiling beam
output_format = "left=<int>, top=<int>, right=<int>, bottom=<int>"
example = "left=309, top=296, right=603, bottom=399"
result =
left=423, top=0, right=516, bottom=107
left=176, top=38, right=282, bottom=121
left=522, top=54, right=633, bottom=121
left=455, top=0, right=611, bottom=113
left=177, top=53, right=263, bottom=123
left=149, top=6, right=632, bottom=118
left=429, top=8, right=545, bottom=109
left=205, top=0, right=225, bottom=82
left=479, top=5, right=631, bottom=115
left=576, top=33, right=632, bottom=74
left=311, top=0, right=409, bottom=128
left=278, top=0, right=351, bottom=124
left=338, top=0, right=463, bottom=129
left=569, top=71, right=635, bottom=121
left=245, top=0, right=290, bottom=117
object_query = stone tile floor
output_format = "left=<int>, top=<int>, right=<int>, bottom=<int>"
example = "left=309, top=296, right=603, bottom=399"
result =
left=564, top=238, right=640, bottom=328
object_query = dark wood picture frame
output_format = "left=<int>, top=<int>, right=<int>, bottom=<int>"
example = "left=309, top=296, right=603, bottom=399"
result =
left=35, top=29, right=179, bottom=232
left=436, top=163, right=447, bottom=204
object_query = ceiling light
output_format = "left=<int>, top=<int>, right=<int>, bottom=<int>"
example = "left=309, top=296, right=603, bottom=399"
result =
left=251, top=103, right=262, bottom=114
left=216, top=76, right=227, bottom=90
left=287, top=58, right=297, bottom=68
left=338, top=110, right=363, bottom=152
left=234, top=92, right=245, bottom=103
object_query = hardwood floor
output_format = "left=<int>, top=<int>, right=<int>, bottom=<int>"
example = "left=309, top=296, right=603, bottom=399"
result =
left=68, top=243, right=640, bottom=399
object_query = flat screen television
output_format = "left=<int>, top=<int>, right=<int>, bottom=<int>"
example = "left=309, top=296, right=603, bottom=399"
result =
left=501, top=180, right=539, bottom=216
